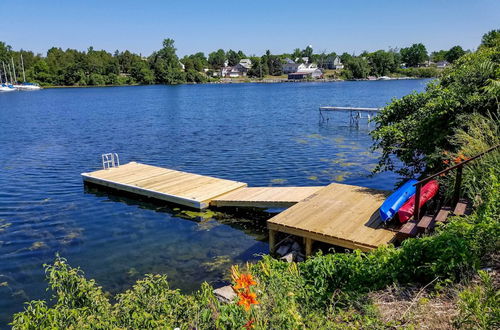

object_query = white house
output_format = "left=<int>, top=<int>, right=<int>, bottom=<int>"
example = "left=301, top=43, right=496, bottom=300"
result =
left=220, top=59, right=252, bottom=78
left=288, top=68, right=323, bottom=80
left=238, top=59, right=252, bottom=70
left=332, top=56, right=344, bottom=69
left=283, top=62, right=318, bottom=74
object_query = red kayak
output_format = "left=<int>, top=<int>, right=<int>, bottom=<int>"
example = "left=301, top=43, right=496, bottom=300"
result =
left=398, top=180, right=439, bottom=223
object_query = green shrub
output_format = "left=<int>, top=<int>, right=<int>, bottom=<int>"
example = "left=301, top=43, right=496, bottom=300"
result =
left=455, top=271, right=500, bottom=329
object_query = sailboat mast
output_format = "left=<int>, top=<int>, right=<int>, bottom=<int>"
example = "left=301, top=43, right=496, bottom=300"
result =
left=11, top=57, right=17, bottom=84
left=21, top=54, right=26, bottom=82
left=2, top=62, right=7, bottom=84
left=6, top=62, right=13, bottom=84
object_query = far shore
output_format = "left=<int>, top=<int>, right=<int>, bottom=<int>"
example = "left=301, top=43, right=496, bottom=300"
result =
left=40, top=76, right=423, bottom=89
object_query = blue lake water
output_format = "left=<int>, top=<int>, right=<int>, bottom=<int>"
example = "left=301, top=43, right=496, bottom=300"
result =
left=0, top=80, right=429, bottom=325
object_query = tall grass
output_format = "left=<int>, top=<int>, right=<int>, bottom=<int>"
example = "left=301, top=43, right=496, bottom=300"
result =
left=445, top=112, right=500, bottom=205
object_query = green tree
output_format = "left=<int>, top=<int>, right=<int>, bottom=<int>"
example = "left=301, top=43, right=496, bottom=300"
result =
left=150, top=38, right=185, bottom=84
left=480, top=29, right=500, bottom=48
left=292, top=48, right=302, bottom=61
left=208, top=49, right=226, bottom=68
left=302, top=45, right=313, bottom=59
left=400, top=43, right=428, bottom=67
left=339, top=52, right=353, bottom=65
left=430, top=50, right=448, bottom=62
left=226, top=49, right=241, bottom=66
left=345, top=57, right=370, bottom=78
left=248, top=57, right=268, bottom=78
left=367, top=50, right=399, bottom=76
left=445, top=45, right=466, bottom=63
left=130, top=61, right=154, bottom=84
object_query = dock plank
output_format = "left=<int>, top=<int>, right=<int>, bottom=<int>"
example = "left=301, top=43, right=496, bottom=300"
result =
left=211, top=187, right=323, bottom=208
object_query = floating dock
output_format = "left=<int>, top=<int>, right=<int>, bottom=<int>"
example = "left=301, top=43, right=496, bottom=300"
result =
left=82, top=161, right=397, bottom=252
left=268, top=182, right=396, bottom=253
left=82, top=162, right=247, bottom=209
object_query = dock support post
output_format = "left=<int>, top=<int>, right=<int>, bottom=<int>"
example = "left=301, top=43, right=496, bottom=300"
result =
left=269, top=229, right=276, bottom=254
left=305, top=237, right=313, bottom=257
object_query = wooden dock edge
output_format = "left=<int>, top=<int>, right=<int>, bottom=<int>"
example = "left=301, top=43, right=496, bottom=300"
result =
left=268, top=222, right=379, bottom=253
left=82, top=173, right=210, bottom=209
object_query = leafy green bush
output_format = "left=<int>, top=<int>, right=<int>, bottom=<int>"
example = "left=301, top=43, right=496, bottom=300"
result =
left=398, top=66, right=440, bottom=78
left=372, top=33, right=499, bottom=177
left=455, top=271, right=500, bottom=329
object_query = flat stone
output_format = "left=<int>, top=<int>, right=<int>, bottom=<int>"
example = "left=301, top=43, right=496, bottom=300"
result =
left=213, top=285, right=236, bottom=303
left=280, top=252, right=295, bottom=262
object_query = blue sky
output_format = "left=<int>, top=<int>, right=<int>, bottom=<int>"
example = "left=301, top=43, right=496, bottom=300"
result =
left=0, top=0, right=498, bottom=56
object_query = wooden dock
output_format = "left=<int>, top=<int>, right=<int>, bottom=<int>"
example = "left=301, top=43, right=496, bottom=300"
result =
left=267, top=182, right=397, bottom=253
left=83, top=161, right=397, bottom=252
left=82, top=162, right=247, bottom=209
left=211, top=187, right=323, bottom=208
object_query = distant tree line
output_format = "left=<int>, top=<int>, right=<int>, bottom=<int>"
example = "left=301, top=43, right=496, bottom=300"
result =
left=0, top=33, right=487, bottom=86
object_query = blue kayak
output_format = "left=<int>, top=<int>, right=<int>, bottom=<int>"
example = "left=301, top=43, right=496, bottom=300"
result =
left=379, top=179, right=418, bottom=222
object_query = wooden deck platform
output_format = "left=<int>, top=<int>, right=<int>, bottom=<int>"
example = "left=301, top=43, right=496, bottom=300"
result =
left=82, top=162, right=247, bottom=209
left=267, top=182, right=397, bottom=253
left=211, top=187, right=323, bottom=208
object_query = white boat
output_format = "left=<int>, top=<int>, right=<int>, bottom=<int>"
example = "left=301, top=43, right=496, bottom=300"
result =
left=1, top=61, right=17, bottom=91
left=15, top=55, right=41, bottom=90
left=378, top=76, right=392, bottom=80
left=0, top=84, right=16, bottom=92
left=15, top=82, right=41, bottom=90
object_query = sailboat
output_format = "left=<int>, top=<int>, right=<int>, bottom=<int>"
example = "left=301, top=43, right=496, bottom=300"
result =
left=0, top=62, right=16, bottom=92
left=15, top=55, right=41, bottom=90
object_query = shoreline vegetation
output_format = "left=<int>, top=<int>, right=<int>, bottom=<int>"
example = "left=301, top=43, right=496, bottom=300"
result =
left=8, top=30, right=500, bottom=329
left=2, top=38, right=454, bottom=88
left=41, top=76, right=423, bottom=89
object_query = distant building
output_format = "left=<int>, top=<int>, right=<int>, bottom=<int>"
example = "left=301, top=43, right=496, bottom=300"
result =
left=283, top=62, right=318, bottom=74
left=436, top=60, right=450, bottom=68
left=283, top=57, right=295, bottom=64
left=288, top=68, right=323, bottom=80
left=220, top=59, right=252, bottom=78
left=179, top=61, right=185, bottom=71
left=332, top=56, right=344, bottom=70
left=238, top=59, right=252, bottom=70
left=324, top=56, right=344, bottom=70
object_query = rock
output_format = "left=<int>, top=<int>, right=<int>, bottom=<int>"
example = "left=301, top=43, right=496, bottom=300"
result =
left=276, top=244, right=291, bottom=256
left=213, top=285, right=236, bottom=303
left=280, top=252, right=295, bottom=263
left=291, top=242, right=301, bottom=252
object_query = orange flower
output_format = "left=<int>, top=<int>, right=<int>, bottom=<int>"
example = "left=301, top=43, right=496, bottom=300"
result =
left=443, top=159, right=450, bottom=165
left=237, top=289, right=259, bottom=311
left=233, top=273, right=257, bottom=290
